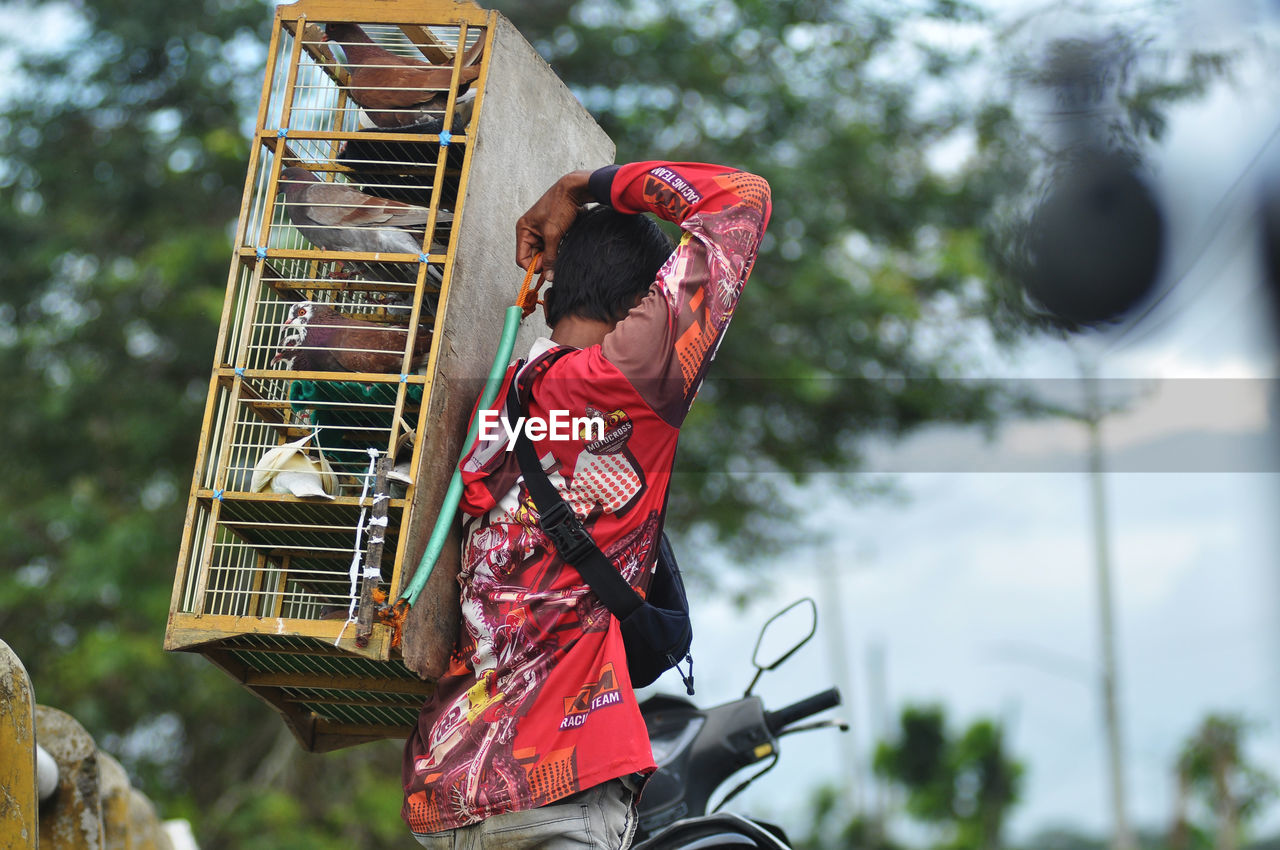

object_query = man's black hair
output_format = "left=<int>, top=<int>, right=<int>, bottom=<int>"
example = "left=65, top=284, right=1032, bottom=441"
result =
left=544, top=206, right=673, bottom=328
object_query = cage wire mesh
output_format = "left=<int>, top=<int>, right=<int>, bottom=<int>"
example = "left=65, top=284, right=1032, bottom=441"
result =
left=218, top=633, right=429, bottom=731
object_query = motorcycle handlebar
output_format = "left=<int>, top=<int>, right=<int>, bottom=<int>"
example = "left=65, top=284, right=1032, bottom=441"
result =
left=764, top=687, right=842, bottom=736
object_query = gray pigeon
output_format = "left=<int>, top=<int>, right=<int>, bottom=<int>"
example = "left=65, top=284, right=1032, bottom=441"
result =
left=277, top=166, right=432, bottom=255
left=276, top=166, right=449, bottom=299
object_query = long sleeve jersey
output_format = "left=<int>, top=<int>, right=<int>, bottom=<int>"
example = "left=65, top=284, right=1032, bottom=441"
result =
left=402, top=161, right=771, bottom=834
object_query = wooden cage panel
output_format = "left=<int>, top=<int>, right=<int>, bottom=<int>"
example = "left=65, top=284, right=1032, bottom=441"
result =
left=258, top=254, right=444, bottom=321
left=248, top=18, right=482, bottom=293
left=230, top=374, right=417, bottom=477
left=171, top=7, right=489, bottom=674
left=240, top=141, right=279, bottom=262
left=188, top=368, right=419, bottom=497
left=215, top=249, right=440, bottom=382
left=191, top=498, right=405, bottom=619
left=172, top=370, right=416, bottom=611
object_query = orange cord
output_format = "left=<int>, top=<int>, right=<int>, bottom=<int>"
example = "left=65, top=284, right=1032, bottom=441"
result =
left=372, top=588, right=409, bottom=650
left=516, top=252, right=549, bottom=318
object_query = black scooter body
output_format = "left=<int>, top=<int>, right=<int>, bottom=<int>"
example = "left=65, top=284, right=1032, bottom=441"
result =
left=634, top=812, right=790, bottom=850
left=628, top=598, right=840, bottom=849
left=636, top=694, right=777, bottom=837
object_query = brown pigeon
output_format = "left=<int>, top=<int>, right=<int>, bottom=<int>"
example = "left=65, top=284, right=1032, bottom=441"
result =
left=324, top=23, right=482, bottom=128
left=271, top=301, right=432, bottom=374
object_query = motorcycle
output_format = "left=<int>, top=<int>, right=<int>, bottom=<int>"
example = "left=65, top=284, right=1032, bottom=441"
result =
left=633, top=597, right=847, bottom=849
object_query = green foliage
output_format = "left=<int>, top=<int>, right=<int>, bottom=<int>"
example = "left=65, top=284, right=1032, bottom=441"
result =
left=1023, top=826, right=1108, bottom=850
left=796, top=783, right=906, bottom=850
left=0, top=0, right=409, bottom=845
left=1172, top=714, right=1278, bottom=850
left=1021, top=826, right=1178, bottom=850
left=203, top=738, right=408, bottom=850
left=873, top=704, right=1023, bottom=850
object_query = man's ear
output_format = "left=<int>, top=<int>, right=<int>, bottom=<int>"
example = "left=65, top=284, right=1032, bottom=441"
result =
left=540, top=294, right=555, bottom=331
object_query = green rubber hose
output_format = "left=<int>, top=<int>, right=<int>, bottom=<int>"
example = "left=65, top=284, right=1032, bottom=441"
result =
left=399, top=304, right=525, bottom=607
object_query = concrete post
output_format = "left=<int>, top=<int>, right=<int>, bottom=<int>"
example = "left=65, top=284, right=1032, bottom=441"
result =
left=1082, top=362, right=1135, bottom=850
left=128, top=789, right=176, bottom=850
left=0, top=640, right=38, bottom=849
left=99, top=752, right=133, bottom=850
left=36, top=704, right=105, bottom=850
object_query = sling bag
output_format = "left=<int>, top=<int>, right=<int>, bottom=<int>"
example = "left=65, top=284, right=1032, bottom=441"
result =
left=506, top=378, right=694, bottom=693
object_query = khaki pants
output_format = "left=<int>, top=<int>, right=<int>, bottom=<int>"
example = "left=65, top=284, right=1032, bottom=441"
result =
left=412, top=778, right=639, bottom=850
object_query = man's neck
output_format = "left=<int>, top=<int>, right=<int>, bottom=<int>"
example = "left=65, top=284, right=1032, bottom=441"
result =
left=550, top=315, right=614, bottom=349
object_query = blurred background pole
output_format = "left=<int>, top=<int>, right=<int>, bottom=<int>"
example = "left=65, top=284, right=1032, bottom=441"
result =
left=867, top=640, right=890, bottom=834
left=820, top=546, right=863, bottom=816
left=1082, top=357, right=1136, bottom=850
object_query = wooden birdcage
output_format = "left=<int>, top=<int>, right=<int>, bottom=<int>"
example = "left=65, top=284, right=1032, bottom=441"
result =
left=165, top=0, right=613, bottom=752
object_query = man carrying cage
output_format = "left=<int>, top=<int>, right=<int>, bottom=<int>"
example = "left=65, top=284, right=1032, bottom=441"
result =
left=401, top=159, right=771, bottom=848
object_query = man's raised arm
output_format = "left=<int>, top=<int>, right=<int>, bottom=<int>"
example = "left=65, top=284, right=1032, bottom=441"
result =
left=597, top=161, right=772, bottom=424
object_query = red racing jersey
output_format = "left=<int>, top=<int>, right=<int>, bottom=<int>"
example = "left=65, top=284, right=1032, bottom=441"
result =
left=402, top=161, right=771, bottom=833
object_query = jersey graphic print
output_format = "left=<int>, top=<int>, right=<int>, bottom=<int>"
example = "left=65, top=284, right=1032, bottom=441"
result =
left=403, top=161, right=771, bottom=834
left=569, top=407, right=643, bottom=516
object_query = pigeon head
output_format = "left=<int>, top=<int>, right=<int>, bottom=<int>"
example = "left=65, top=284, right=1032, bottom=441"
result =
left=272, top=344, right=297, bottom=370
left=323, top=23, right=373, bottom=44
left=283, top=301, right=316, bottom=324
left=323, top=23, right=385, bottom=67
left=280, top=302, right=316, bottom=340
left=271, top=301, right=315, bottom=368
left=277, top=166, right=319, bottom=201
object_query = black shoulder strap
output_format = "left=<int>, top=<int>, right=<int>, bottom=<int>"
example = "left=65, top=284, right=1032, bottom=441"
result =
left=506, top=379, right=644, bottom=619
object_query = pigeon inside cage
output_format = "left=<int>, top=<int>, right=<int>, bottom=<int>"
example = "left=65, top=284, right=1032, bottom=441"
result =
left=320, top=22, right=484, bottom=131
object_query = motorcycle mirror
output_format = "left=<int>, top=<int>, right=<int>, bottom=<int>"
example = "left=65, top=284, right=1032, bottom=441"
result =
left=745, top=597, right=818, bottom=696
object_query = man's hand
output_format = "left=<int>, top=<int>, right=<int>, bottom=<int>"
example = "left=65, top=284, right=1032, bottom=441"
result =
left=515, top=169, right=594, bottom=278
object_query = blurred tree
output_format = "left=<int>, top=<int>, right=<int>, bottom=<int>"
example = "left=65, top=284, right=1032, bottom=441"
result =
left=1171, top=715, right=1277, bottom=850
left=1244, top=833, right=1280, bottom=850
left=1022, top=826, right=1175, bottom=850
left=0, top=0, right=1227, bottom=846
left=1024, top=826, right=1109, bottom=850
left=797, top=783, right=906, bottom=850
left=873, top=704, right=1023, bottom=850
